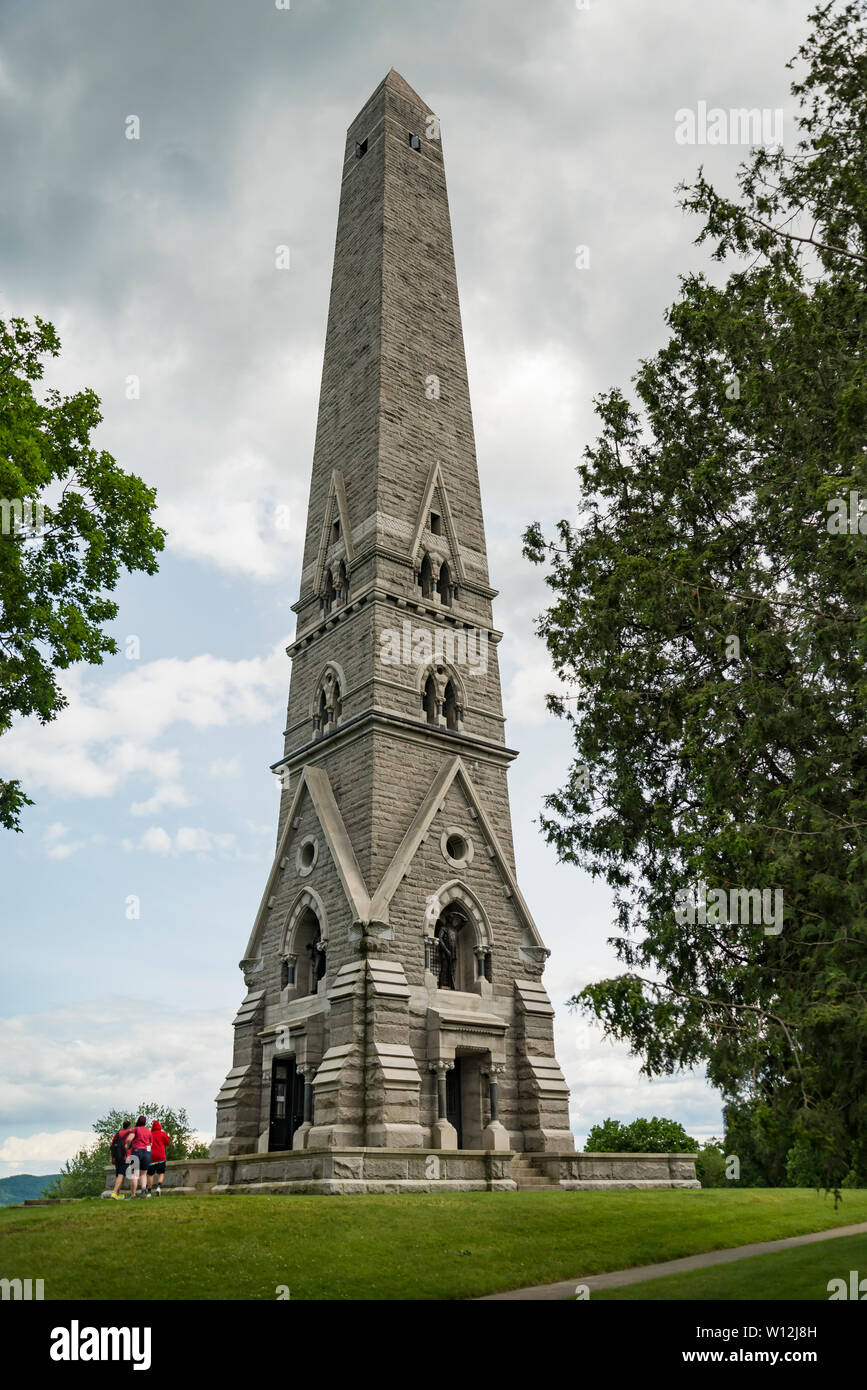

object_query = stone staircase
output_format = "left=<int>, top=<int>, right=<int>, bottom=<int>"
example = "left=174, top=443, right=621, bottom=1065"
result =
left=510, top=1154, right=561, bottom=1191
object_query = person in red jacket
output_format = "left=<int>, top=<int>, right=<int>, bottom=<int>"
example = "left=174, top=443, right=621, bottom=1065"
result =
left=146, top=1120, right=171, bottom=1194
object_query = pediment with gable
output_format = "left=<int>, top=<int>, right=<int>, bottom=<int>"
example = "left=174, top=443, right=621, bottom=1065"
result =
left=369, top=755, right=545, bottom=948
left=409, top=462, right=466, bottom=583
left=312, top=470, right=355, bottom=597
left=242, top=765, right=370, bottom=961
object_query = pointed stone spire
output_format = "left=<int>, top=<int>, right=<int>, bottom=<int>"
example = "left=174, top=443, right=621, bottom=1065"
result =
left=297, top=68, right=490, bottom=604
left=210, top=74, right=580, bottom=1180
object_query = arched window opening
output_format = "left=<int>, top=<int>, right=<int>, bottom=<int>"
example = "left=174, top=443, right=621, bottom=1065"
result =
left=437, top=560, right=452, bottom=607
left=315, top=670, right=342, bottom=737
left=322, top=568, right=336, bottom=616
left=432, top=907, right=473, bottom=992
left=418, top=553, right=434, bottom=599
left=293, top=908, right=326, bottom=997
left=422, top=673, right=438, bottom=726
left=443, top=679, right=459, bottom=731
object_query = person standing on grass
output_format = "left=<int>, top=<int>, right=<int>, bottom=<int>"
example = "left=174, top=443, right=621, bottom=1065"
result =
left=109, top=1119, right=134, bottom=1199
left=146, top=1121, right=171, bottom=1194
left=128, top=1115, right=152, bottom=1197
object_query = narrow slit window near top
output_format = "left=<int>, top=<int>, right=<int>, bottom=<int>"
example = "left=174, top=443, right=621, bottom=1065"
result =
left=409, top=133, right=421, bottom=151
left=356, top=138, right=368, bottom=159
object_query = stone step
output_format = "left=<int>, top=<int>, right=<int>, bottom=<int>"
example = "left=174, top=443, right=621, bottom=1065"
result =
left=511, top=1154, right=561, bottom=1191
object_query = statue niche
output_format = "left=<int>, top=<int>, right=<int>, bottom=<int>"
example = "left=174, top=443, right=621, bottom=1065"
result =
left=432, top=906, right=473, bottom=992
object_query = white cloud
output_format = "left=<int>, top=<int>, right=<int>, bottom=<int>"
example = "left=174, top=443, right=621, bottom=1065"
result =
left=209, top=757, right=241, bottom=778
left=130, top=784, right=194, bottom=817
left=139, top=826, right=173, bottom=855
left=0, top=646, right=287, bottom=811
left=555, top=1015, right=723, bottom=1149
left=41, top=821, right=99, bottom=860
left=132, top=825, right=237, bottom=856
left=504, top=640, right=563, bottom=728
left=158, top=449, right=306, bottom=580
left=0, top=1000, right=230, bottom=1175
left=0, top=1129, right=95, bottom=1174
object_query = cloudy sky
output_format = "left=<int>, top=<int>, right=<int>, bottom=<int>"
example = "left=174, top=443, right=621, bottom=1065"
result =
left=0, top=0, right=811, bottom=1176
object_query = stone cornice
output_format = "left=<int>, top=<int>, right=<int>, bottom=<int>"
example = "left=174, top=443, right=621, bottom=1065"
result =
left=287, top=582, right=502, bottom=657
left=272, top=707, right=518, bottom=773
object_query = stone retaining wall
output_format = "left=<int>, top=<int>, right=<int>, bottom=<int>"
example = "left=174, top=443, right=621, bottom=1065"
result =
left=105, top=1149, right=699, bottom=1195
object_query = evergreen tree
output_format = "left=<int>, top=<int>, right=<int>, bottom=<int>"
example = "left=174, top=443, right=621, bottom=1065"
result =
left=525, top=2, right=867, bottom=1188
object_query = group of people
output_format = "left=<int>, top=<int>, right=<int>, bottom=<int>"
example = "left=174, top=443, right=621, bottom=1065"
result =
left=109, top=1116, right=171, bottom=1199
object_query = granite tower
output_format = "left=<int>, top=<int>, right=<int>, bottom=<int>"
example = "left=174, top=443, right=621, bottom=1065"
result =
left=212, top=70, right=577, bottom=1191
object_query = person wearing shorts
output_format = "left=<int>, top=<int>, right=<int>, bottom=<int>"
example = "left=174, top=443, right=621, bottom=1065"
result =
left=110, top=1121, right=134, bottom=1198
left=128, top=1115, right=152, bottom=1197
left=146, top=1121, right=171, bottom=1194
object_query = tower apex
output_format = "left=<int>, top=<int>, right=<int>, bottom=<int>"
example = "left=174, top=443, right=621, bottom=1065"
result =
left=375, top=67, right=433, bottom=115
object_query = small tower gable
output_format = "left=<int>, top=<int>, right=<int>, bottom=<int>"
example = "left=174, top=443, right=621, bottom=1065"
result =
left=312, top=469, right=355, bottom=602
left=409, top=461, right=466, bottom=586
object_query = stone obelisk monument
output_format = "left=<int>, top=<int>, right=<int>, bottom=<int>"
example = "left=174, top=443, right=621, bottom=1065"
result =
left=209, top=72, right=695, bottom=1194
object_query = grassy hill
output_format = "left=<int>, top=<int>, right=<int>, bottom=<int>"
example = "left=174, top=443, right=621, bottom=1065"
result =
left=0, top=1174, right=60, bottom=1207
left=0, top=1188, right=865, bottom=1299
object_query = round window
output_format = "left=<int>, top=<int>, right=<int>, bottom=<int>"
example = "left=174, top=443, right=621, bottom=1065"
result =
left=441, top=828, right=473, bottom=867
left=297, top=838, right=318, bottom=876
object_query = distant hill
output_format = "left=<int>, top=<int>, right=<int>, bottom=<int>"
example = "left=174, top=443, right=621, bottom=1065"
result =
left=0, top=1174, right=60, bottom=1206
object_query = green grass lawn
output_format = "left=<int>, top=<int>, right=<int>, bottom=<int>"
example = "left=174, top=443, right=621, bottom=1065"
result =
left=1, top=1188, right=865, bottom=1300
left=594, top=1232, right=867, bottom=1301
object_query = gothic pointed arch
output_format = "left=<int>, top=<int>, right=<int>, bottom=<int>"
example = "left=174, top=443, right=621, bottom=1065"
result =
left=321, top=566, right=337, bottom=616
left=415, top=660, right=465, bottom=730
left=425, top=878, right=494, bottom=950
left=437, top=558, right=453, bottom=606
left=310, top=660, right=345, bottom=736
left=280, top=886, right=329, bottom=957
left=418, top=551, right=435, bottom=599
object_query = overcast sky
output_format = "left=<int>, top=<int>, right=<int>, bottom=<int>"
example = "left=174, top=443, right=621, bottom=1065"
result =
left=0, top=0, right=811, bottom=1175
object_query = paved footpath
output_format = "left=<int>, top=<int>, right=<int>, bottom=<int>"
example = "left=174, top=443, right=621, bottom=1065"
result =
left=479, top=1220, right=867, bottom=1300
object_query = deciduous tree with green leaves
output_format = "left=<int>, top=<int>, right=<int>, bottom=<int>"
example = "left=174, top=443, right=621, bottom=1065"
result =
left=525, top=1, right=867, bottom=1189
left=48, top=1103, right=209, bottom=1198
left=0, top=315, right=165, bottom=830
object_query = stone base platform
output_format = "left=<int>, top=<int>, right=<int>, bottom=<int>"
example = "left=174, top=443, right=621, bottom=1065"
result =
left=104, top=1149, right=699, bottom=1195
left=532, top=1152, right=700, bottom=1190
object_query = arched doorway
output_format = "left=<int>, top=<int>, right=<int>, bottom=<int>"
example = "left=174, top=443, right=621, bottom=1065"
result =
left=268, top=1057, right=304, bottom=1151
